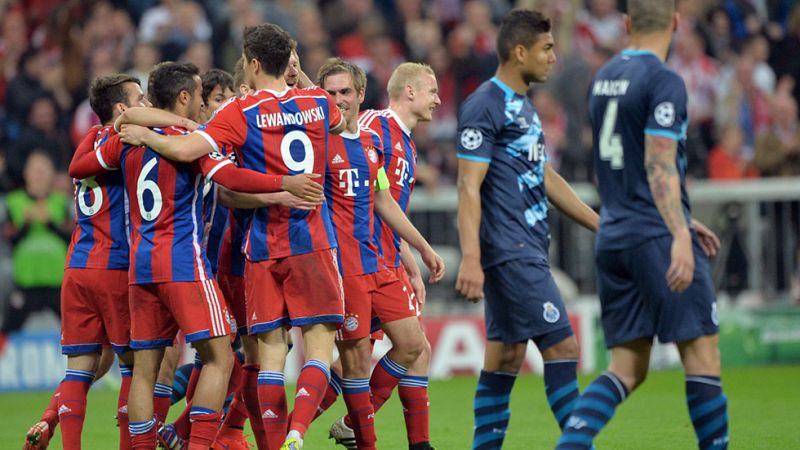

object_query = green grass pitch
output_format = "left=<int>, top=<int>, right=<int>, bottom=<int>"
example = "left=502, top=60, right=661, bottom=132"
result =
left=1, top=365, right=798, bottom=449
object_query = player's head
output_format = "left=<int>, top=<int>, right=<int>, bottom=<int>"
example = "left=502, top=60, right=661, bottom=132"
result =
left=147, top=61, right=203, bottom=121
left=496, top=9, right=556, bottom=84
left=200, top=68, right=235, bottom=122
left=284, top=39, right=300, bottom=87
left=387, top=62, right=440, bottom=123
left=625, top=0, right=677, bottom=36
left=242, top=23, right=292, bottom=81
left=233, top=56, right=253, bottom=96
left=89, top=73, right=148, bottom=125
left=318, top=57, right=366, bottom=126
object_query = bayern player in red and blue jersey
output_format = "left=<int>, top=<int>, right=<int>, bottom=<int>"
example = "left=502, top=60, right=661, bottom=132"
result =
left=71, top=61, right=321, bottom=449
left=116, top=25, right=347, bottom=450
left=317, top=58, right=445, bottom=450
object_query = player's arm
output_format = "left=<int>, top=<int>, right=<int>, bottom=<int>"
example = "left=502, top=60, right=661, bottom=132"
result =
left=400, top=240, right=427, bottom=310
left=118, top=124, right=212, bottom=162
left=644, top=133, right=693, bottom=292
left=114, top=107, right=199, bottom=133
left=455, top=159, right=489, bottom=301
left=544, top=162, right=599, bottom=233
left=374, top=175, right=445, bottom=284
left=68, top=130, right=120, bottom=179
left=217, top=186, right=321, bottom=211
left=205, top=159, right=324, bottom=199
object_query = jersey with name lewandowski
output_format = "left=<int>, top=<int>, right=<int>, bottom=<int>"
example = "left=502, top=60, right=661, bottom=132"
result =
left=456, top=77, right=550, bottom=269
left=196, top=86, right=343, bottom=261
left=589, top=49, right=691, bottom=251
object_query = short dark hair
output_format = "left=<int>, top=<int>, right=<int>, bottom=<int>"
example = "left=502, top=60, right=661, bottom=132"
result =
left=243, top=23, right=292, bottom=78
left=496, top=9, right=552, bottom=63
left=201, top=69, right=234, bottom=104
left=89, top=73, right=140, bottom=124
left=147, top=61, right=200, bottom=110
left=628, top=0, right=674, bottom=34
left=317, top=57, right=366, bottom=93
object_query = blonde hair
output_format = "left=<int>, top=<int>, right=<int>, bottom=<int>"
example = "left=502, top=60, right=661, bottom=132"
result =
left=386, top=62, right=435, bottom=100
left=317, top=57, right=366, bottom=93
left=627, top=0, right=675, bottom=34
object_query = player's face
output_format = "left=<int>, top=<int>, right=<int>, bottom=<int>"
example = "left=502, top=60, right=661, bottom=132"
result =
left=186, top=75, right=204, bottom=122
left=521, top=32, right=556, bottom=84
left=203, top=85, right=236, bottom=121
left=410, top=73, right=441, bottom=122
left=284, top=50, right=300, bottom=87
left=323, top=72, right=363, bottom=125
left=124, top=82, right=150, bottom=108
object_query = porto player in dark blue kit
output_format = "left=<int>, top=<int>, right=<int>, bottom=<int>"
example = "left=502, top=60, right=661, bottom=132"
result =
left=455, top=9, right=599, bottom=450
left=557, top=1, right=729, bottom=449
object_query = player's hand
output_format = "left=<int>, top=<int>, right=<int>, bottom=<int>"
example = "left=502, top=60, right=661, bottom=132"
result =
left=691, top=218, right=720, bottom=257
left=119, top=124, right=151, bottom=146
left=273, top=191, right=322, bottom=210
left=667, top=229, right=695, bottom=293
left=409, top=272, right=427, bottom=312
left=281, top=173, right=324, bottom=202
left=422, top=248, right=445, bottom=284
left=455, top=256, right=484, bottom=302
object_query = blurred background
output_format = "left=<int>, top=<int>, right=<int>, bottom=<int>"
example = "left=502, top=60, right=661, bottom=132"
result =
left=1, top=0, right=799, bottom=389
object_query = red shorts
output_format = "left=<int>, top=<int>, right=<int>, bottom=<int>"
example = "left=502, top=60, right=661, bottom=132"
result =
left=337, top=270, right=417, bottom=341
left=246, top=248, right=344, bottom=334
left=218, top=272, right=247, bottom=336
left=129, top=279, right=231, bottom=349
left=390, top=265, right=421, bottom=317
left=61, top=268, right=130, bottom=355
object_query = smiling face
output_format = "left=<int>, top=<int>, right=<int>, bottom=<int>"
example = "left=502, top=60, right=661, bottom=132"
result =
left=284, top=50, right=300, bottom=87
left=322, top=71, right=363, bottom=128
left=519, top=32, right=557, bottom=84
left=409, top=73, right=441, bottom=122
left=202, top=84, right=236, bottom=121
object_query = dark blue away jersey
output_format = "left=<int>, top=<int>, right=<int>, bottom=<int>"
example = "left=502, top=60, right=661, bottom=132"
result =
left=456, top=77, right=550, bottom=269
left=590, top=49, right=692, bottom=251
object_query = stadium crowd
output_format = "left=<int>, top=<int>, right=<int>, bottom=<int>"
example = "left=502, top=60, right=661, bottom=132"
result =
left=1, top=0, right=800, bottom=357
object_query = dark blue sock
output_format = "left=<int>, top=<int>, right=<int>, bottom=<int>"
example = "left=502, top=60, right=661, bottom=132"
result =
left=544, top=359, right=580, bottom=430
left=686, top=375, right=729, bottom=449
left=556, top=371, right=629, bottom=450
left=472, top=370, right=516, bottom=450
left=170, top=363, right=194, bottom=405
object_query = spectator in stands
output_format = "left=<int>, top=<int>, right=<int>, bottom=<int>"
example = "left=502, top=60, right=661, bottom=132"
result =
left=449, top=0, right=498, bottom=104
left=127, top=42, right=161, bottom=92
left=8, top=96, right=71, bottom=187
left=708, top=123, right=760, bottom=180
left=181, top=41, right=213, bottom=73
left=0, top=8, right=29, bottom=108
left=754, top=92, right=800, bottom=176
left=701, top=7, right=736, bottom=63
left=772, top=4, right=800, bottom=107
left=5, top=48, right=48, bottom=138
left=138, top=0, right=212, bottom=60
left=717, top=54, right=772, bottom=160
left=574, top=0, right=626, bottom=56
left=742, top=33, right=776, bottom=94
left=0, top=152, right=71, bottom=345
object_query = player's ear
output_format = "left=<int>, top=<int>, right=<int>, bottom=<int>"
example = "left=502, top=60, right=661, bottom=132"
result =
left=623, top=15, right=632, bottom=35
left=357, top=87, right=365, bottom=104
left=672, top=12, right=679, bottom=33
left=513, top=44, right=526, bottom=65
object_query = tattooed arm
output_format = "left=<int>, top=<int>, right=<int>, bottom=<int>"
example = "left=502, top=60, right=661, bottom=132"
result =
left=644, top=134, right=694, bottom=293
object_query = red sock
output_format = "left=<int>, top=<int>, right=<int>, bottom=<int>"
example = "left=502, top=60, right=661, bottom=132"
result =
left=185, top=362, right=202, bottom=402
left=153, top=383, right=173, bottom=426
left=369, top=355, right=408, bottom=412
left=41, top=385, right=61, bottom=438
left=399, top=379, right=430, bottom=445
left=312, top=371, right=342, bottom=420
left=289, top=360, right=330, bottom=436
left=173, top=401, right=192, bottom=439
left=342, top=379, right=376, bottom=450
left=58, top=370, right=94, bottom=450
left=242, top=364, right=268, bottom=449
left=130, top=427, right=157, bottom=449
left=188, top=408, right=222, bottom=450
left=118, top=366, right=133, bottom=450
left=220, top=393, right=248, bottom=430
left=257, top=370, right=287, bottom=449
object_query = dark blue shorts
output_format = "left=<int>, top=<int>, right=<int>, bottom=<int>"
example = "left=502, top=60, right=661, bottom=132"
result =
left=484, top=259, right=573, bottom=350
left=596, top=234, right=719, bottom=348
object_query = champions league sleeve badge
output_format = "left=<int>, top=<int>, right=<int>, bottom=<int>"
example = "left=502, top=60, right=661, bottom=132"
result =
left=460, top=127, right=483, bottom=150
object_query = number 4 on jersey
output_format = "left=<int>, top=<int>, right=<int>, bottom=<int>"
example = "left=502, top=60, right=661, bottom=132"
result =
left=599, top=99, right=624, bottom=169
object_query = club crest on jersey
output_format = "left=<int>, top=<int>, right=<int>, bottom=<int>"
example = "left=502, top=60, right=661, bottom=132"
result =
left=367, top=147, right=378, bottom=164
left=344, top=313, right=359, bottom=332
left=460, top=127, right=483, bottom=150
left=654, top=102, right=675, bottom=127
left=543, top=302, right=560, bottom=323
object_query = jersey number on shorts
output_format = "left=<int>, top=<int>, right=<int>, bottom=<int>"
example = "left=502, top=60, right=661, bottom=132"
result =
left=281, top=130, right=314, bottom=173
left=77, top=176, right=103, bottom=216
left=137, top=158, right=163, bottom=221
left=599, top=99, right=624, bottom=170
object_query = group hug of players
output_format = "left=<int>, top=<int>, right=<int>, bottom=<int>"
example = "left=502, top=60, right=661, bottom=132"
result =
left=24, top=22, right=444, bottom=450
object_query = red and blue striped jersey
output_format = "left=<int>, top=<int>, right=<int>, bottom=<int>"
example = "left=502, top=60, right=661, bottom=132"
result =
left=196, top=86, right=343, bottom=261
left=65, top=126, right=129, bottom=270
left=204, top=148, right=247, bottom=277
left=93, top=126, right=233, bottom=284
left=324, top=127, right=386, bottom=277
left=358, top=109, right=417, bottom=268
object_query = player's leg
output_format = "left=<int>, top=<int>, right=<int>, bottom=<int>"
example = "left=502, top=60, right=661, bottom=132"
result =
left=336, top=337, right=376, bottom=450
left=128, top=347, right=166, bottom=449
left=255, top=327, right=290, bottom=449
left=678, top=335, right=728, bottom=450
left=58, top=353, right=101, bottom=449
left=156, top=345, right=183, bottom=444
left=400, top=330, right=433, bottom=450
left=189, top=335, right=235, bottom=449
left=117, top=351, right=135, bottom=450
left=240, top=333, right=270, bottom=449
left=472, top=341, right=526, bottom=450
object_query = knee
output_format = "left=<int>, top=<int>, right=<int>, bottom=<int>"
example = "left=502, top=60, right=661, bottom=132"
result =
left=392, top=332, right=425, bottom=367
left=541, top=336, right=580, bottom=360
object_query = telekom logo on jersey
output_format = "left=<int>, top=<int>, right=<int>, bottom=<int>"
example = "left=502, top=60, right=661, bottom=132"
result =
left=254, top=105, right=326, bottom=128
